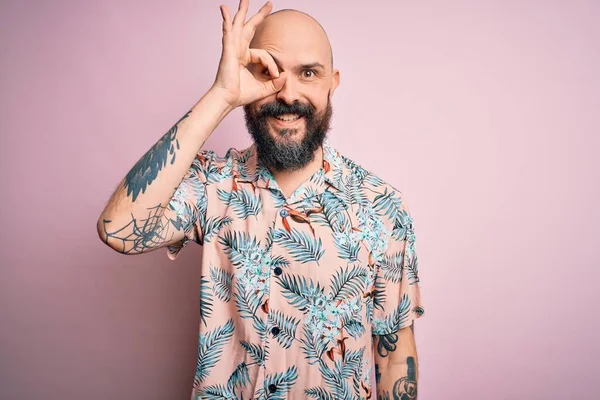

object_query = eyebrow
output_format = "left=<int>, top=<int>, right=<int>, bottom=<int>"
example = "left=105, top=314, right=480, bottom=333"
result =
left=268, top=53, right=325, bottom=72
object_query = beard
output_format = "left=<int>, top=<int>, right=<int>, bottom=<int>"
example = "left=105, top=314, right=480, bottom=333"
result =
left=243, top=94, right=333, bottom=172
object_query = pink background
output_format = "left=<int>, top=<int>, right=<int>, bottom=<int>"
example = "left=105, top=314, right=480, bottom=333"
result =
left=1, top=0, right=599, bottom=399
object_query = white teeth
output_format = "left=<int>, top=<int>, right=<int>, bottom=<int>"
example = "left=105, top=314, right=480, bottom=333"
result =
left=275, top=114, right=300, bottom=122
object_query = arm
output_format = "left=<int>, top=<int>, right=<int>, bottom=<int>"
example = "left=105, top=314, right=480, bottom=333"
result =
left=96, top=89, right=232, bottom=254
left=96, top=0, right=283, bottom=255
left=374, top=323, right=419, bottom=400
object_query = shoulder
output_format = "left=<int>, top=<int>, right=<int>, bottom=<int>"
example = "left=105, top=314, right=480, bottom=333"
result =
left=339, top=151, right=409, bottom=207
left=338, top=151, right=414, bottom=242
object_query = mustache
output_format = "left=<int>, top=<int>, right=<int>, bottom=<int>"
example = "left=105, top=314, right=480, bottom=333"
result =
left=257, top=100, right=315, bottom=119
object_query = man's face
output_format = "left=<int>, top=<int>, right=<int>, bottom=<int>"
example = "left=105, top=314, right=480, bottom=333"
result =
left=243, top=12, right=339, bottom=172
left=243, top=92, right=332, bottom=172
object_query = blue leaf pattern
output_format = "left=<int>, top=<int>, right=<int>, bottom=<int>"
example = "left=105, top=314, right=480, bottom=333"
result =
left=166, top=138, right=423, bottom=399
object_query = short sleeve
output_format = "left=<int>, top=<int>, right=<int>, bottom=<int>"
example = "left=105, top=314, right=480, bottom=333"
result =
left=165, top=149, right=214, bottom=260
left=371, top=194, right=424, bottom=335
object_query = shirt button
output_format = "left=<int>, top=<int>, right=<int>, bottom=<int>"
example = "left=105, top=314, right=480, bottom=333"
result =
left=279, top=208, right=289, bottom=218
left=271, top=326, right=281, bottom=336
left=268, top=383, right=278, bottom=393
left=273, top=266, right=283, bottom=276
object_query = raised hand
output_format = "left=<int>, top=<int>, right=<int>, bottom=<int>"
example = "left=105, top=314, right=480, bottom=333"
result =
left=212, top=0, right=283, bottom=108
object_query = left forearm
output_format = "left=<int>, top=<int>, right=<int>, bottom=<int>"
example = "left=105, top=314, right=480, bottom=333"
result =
left=376, top=354, right=419, bottom=400
left=373, top=326, right=419, bottom=400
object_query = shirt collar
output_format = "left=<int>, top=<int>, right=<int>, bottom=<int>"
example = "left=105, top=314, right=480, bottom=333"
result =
left=236, top=137, right=347, bottom=195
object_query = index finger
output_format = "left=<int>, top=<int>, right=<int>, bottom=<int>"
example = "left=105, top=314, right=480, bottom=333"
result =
left=244, top=1, right=273, bottom=34
left=232, top=0, right=250, bottom=29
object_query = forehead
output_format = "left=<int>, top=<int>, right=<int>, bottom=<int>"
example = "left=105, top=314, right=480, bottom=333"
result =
left=252, top=16, right=331, bottom=68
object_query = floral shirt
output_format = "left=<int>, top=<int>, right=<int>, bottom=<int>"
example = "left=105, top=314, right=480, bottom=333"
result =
left=166, top=138, right=424, bottom=400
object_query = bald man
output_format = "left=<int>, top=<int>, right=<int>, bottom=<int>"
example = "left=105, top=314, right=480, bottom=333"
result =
left=97, top=1, right=424, bottom=399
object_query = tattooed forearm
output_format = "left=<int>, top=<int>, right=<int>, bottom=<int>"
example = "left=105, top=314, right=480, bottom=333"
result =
left=376, top=332, right=399, bottom=357
left=124, top=110, right=191, bottom=201
left=99, top=203, right=177, bottom=254
left=378, top=356, right=418, bottom=400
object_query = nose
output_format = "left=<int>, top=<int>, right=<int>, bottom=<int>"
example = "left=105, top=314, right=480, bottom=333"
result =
left=276, top=74, right=301, bottom=105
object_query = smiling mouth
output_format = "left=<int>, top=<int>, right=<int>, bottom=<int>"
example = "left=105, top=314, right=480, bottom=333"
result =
left=274, top=113, right=302, bottom=122
left=268, top=114, right=305, bottom=129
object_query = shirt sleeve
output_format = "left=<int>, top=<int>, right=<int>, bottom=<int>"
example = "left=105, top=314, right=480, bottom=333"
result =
left=165, top=149, right=215, bottom=261
left=371, top=193, right=424, bottom=335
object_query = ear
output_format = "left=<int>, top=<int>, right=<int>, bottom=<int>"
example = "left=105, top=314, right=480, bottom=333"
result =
left=329, top=69, right=340, bottom=97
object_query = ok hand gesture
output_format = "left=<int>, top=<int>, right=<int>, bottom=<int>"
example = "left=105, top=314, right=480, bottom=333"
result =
left=212, top=0, right=284, bottom=109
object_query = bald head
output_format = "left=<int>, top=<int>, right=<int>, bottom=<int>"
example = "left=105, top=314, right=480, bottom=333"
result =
left=251, top=9, right=334, bottom=69
left=243, top=9, right=340, bottom=172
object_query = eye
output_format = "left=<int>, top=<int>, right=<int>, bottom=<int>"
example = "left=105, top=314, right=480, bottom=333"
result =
left=263, top=69, right=271, bottom=77
left=302, top=69, right=317, bottom=79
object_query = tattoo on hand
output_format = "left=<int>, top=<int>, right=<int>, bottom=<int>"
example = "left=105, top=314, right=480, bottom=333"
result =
left=124, top=110, right=191, bottom=201
left=376, top=332, right=399, bottom=357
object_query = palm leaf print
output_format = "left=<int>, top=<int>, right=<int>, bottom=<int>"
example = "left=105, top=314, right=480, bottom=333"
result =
left=299, top=324, right=328, bottom=365
left=202, top=215, right=233, bottom=243
left=391, top=215, right=409, bottom=241
left=203, top=161, right=226, bottom=185
left=405, top=251, right=420, bottom=284
left=216, top=187, right=262, bottom=219
left=373, top=293, right=412, bottom=334
left=304, top=387, right=336, bottom=400
left=254, top=317, right=267, bottom=342
left=200, top=276, right=213, bottom=327
left=168, top=192, right=201, bottom=234
left=234, top=280, right=261, bottom=318
left=196, top=319, right=235, bottom=383
left=277, top=274, right=322, bottom=312
left=209, top=266, right=234, bottom=302
left=312, top=190, right=350, bottom=231
left=319, top=360, right=351, bottom=400
left=236, top=150, right=254, bottom=180
left=342, top=174, right=369, bottom=207
left=342, top=319, right=365, bottom=339
left=218, top=231, right=260, bottom=266
left=263, top=225, right=276, bottom=250
left=333, top=231, right=360, bottom=262
left=364, top=172, right=385, bottom=187
left=240, top=341, right=265, bottom=367
left=256, top=365, right=298, bottom=400
left=344, top=157, right=370, bottom=183
left=379, top=251, right=404, bottom=284
left=197, top=383, right=235, bottom=399
left=373, top=187, right=403, bottom=221
left=227, top=362, right=250, bottom=391
left=272, top=228, right=325, bottom=264
left=329, top=265, right=367, bottom=301
left=341, top=347, right=364, bottom=379
left=268, top=310, right=300, bottom=349
left=269, top=255, right=290, bottom=270
left=372, top=277, right=387, bottom=311
left=234, top=280, right=267, bottom=340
